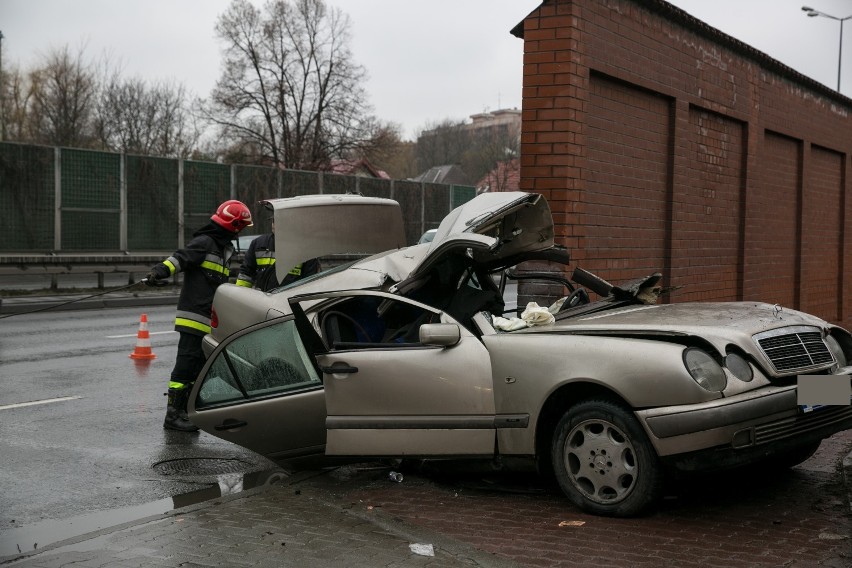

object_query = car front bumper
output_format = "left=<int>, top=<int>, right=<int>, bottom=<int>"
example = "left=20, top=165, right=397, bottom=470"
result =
left=635, top=380, right=852, bottom=467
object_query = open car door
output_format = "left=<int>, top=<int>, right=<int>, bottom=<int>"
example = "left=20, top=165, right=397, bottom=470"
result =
left=188, top=315, right=326, bottom=462
left=290, top=290, right=499, bottom=457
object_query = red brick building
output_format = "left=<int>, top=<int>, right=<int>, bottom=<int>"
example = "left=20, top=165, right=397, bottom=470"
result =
left=513, top=0, right=852, bottom=326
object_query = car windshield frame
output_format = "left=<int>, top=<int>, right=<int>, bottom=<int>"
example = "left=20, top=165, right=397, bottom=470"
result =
left=268, top=258, right=360, bottom=294
left=233, top=234, right=259, bottom=251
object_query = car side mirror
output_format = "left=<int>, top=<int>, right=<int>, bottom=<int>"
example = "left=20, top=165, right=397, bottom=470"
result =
left=419, top=323, right=461, bottom=347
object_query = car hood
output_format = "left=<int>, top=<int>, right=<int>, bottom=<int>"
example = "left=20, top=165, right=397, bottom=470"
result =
left=532, top=301, right=833, bottom=369
left=551, top=302, right=828, bottom=336
left=404, top=192, right=556, bottom=283
left=265, top=194, right=406, bottom=283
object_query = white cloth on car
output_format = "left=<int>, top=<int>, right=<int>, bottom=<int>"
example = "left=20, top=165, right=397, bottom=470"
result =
left=492, top=302, right=555, bottom=331
left=522, top=302, right=555, bottom=325
left=492, top=315, right=529, bottom=331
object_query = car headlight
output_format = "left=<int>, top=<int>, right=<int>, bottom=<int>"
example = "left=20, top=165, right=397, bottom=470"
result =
left=725, top=352, right=753, bottom=382
left=683, top=348, right=727, bottom=392
left=825, top=334, right=846, bottom=368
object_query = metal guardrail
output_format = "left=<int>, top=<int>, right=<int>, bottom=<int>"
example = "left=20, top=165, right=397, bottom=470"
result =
left=0, top=252, right=365, bottom=290
left=0, top=253, right=168, bottom=289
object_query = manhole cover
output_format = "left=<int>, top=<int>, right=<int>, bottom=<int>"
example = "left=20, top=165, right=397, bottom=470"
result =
left=153, top=457, right=250, bottom=476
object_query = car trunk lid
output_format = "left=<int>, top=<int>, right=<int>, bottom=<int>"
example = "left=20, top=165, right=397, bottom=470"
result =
left=265, top=194, right=406, bottom=284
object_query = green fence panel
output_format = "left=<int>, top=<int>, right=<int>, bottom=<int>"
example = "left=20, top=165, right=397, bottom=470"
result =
left=183, top=161, right=230, bottom=243
left=61, top=149, right=120, bottom=250
left=322, top=173, right=356, bottom=195
left=234, top=165, right=278, bottom=203
left=0, top=144, right=473, bottom=254
left=450, top=185, right=476, bottom=209
left=0, top=143, right=54, bottom=251
left=234, top=165, right=279, bottom=235
left=61, top=210, right=120, bottom=251
left=392, top=180, right=424, bottom=246
left=127, top=155, right=179, bottom=251
left=423, top=182, right=450, bottom=235
left=282, top=170, right=320, bottom=197
left=356, top=177, right=392, bottom=199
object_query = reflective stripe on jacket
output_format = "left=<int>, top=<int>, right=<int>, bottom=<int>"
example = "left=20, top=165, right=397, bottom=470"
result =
left=236, top=232, right=319, bottom=292
left=150, top=223, right=234, bottom=336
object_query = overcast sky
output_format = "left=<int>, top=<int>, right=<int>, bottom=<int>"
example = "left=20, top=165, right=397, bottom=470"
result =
left=2, top=0, right=851, bottom=140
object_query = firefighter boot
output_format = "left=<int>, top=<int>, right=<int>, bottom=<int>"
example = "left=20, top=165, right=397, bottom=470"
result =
left=163, top=387, right=199, bottom=432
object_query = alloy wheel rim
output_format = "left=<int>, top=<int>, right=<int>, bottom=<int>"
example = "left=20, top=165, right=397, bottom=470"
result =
left=563, top=418, right=638, bottom=505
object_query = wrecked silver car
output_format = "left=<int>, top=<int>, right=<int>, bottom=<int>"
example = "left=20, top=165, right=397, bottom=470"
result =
left=188, top=191, right=852, bottom=517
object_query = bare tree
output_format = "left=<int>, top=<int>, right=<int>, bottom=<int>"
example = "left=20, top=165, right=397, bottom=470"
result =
left=0, top=65, right=37, bottom=142
left=343, top=120, right=417, bottom=179
left=206, top=0, right=372, bottom=169
left=94, top=73, right=199, bottom=157
left=414, top=117, right=521, bottom=187
left=29, top=45, right=97, bottom=147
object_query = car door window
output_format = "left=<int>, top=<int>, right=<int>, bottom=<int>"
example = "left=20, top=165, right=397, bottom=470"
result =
left=317, top=295, right=438, bottom=351
left=196, top=318, right=320, bottom=409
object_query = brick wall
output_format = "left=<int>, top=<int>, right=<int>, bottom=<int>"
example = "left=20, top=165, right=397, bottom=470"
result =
left=516, top=0, right=852, bottom=326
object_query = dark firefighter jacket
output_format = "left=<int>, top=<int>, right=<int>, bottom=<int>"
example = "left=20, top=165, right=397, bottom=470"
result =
left=235, top=232, right=321, bottom=292
left=150, top=222, right=235, bottom=336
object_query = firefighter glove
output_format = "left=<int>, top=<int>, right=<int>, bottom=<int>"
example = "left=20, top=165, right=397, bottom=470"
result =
left=144, top=270, right=164, bottom=287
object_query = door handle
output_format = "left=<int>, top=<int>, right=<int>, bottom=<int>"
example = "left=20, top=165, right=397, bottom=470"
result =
left=320, top=365, right=358, bottom=374
left=215, top=418, right=248, bottom=431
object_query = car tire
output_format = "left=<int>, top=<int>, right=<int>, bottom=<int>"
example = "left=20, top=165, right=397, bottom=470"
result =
left=551, top=399, right=663, bottom=517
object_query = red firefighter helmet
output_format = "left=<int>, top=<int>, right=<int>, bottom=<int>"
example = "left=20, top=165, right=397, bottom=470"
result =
left=211, top=200, right=253, bottom=232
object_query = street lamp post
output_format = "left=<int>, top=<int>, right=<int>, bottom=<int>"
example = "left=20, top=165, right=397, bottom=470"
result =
left=802, top=6, right=852, bottom=92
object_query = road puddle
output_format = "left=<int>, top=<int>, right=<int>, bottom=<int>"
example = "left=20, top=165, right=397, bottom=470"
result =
left=0, top=468, right=288, bottom=560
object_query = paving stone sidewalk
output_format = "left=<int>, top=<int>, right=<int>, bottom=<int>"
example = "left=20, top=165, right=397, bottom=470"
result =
left=1, top=468, right=522, bottom=568
left=5, top=430, right=850, bottom=568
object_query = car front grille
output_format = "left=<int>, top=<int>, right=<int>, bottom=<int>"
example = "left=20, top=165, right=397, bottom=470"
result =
left=753, top=405, right=852, bottom=445
left=756, top=330, right=834, bottom=373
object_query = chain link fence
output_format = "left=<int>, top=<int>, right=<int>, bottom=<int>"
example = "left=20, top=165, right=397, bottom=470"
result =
left=0, top=142, right=476, bottom=253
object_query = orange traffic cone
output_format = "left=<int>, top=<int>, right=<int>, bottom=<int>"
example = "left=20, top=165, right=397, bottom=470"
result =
left=129, top=313, right=157, bottom=360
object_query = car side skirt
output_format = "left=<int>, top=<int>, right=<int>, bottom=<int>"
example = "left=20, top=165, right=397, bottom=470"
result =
left=326, top=414, right=529, bottom=430
left=326, top=429, right=496, bottom=456
left=325, top=414, right=529, bottom=456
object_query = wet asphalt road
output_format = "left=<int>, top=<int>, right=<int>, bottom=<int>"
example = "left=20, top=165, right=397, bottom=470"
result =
left=0, top=304, right=276, bottom=537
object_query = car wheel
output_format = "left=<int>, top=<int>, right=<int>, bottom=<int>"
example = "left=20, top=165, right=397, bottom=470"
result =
left=551, top=399, right=663, bottom=517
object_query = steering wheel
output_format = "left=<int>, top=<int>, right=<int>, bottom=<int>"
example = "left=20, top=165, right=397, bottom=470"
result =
left=560, top=288, right=590, bottom=311
left=321, top=311, right=373, bottom=344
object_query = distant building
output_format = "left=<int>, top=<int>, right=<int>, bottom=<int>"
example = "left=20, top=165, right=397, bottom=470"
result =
left=410, top=164, right=470, bottom=185
left=326, top=158, right=390, bottom=179
left=468, top=108, right=522, bottom=135
left=418, top=108, right=521, bottom=142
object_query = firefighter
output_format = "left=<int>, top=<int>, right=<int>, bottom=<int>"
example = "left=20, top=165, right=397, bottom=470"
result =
left=235, top=220, right=320, bottom=292
left=145, top=200, right=253, bottom=431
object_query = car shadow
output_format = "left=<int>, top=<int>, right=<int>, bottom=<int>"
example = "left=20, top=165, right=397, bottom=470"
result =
left=400, top=457, right=847, bottom=518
